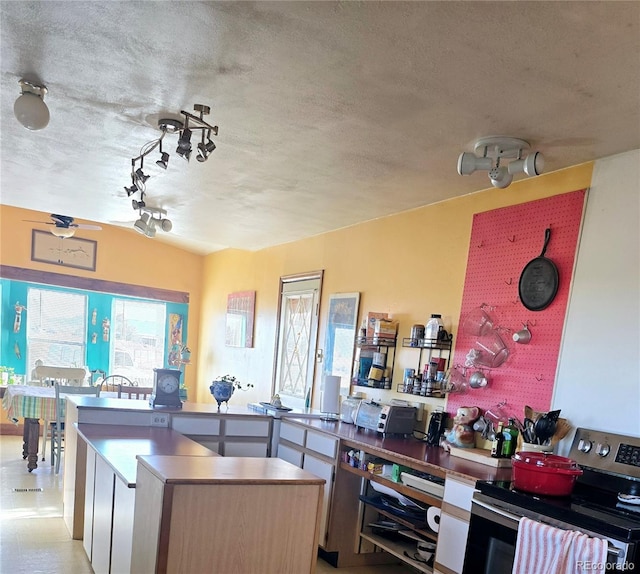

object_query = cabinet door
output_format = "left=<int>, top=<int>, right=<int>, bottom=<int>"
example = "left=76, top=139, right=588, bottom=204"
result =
left=92, top=455, right=115, bottom=574
left=223, top=441, right=268, bottom=457
left=302, top=454, right=334, bottom=547
left=277, top=443, right=304, bottom=467
left=111, top=479, right=135, bottom=574
left=434, top=512, right=470, bottom=574
left=83, top=447, right=97, bottom=559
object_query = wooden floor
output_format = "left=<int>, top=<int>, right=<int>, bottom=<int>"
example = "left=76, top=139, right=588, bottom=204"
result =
left=0, top=434, right=414, bottom=573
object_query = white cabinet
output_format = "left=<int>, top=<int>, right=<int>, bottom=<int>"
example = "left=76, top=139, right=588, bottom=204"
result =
left=302, top=454, right=334, bottom=544
left=434, top=474, right=476, bottom=574
left=173, top=414, right=272, bottom=457
left=82, top=447, right=96, bottom=558
left=83, top=446, right=135, bottom=574
left=111, top=479, right=135, bottom=574
left=434, top=513, right=469, bottom=574
left=276, top=421, right=339, bottom=548
left=91, top=455, right=115, bottom=574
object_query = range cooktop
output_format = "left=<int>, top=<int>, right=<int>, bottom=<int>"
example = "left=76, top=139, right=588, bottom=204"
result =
left=476, top=428, right=640, bottom=542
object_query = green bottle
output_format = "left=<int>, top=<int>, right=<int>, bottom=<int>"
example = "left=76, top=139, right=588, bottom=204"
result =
left=501, top=418, right=519, bottom=457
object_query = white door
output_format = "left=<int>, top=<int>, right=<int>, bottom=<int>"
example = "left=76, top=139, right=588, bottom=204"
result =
left=274, top=274, right=322, bottom=409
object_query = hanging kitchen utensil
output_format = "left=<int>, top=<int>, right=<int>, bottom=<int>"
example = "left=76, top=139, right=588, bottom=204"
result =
left=523, top=418, right=536, bottom=443
left=519, top=228, right=559, bottom=311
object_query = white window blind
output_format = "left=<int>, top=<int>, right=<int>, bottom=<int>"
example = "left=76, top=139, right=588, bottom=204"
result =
left=26, top=288, right=88, bottom=372
left=110, top=299, right=166, bottom=385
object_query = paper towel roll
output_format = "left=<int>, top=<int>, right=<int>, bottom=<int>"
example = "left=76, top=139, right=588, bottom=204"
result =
left=321, top=375, right=341, bottom=415
left=427, top=506, right=441, bottom=533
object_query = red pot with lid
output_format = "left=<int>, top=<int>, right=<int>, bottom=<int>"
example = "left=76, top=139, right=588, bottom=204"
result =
left=512, top=451, right=583, bottom=496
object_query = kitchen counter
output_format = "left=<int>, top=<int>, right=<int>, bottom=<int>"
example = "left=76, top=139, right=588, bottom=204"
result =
left=75, top=423, right=217, bottom=487
left=69, top=395, right=270, bottom=417
left=284, top=417, right=512, bottom=483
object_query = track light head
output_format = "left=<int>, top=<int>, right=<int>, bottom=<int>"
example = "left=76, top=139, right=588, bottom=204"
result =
left=135, top=168, right=150, bottom=183
left=457, top=152, right=492, bottom=176
left=14, top=79, right=50, bottom=130
left=133, top=212, right=151, bottom=234
left=508, top=151, right=545, bottom=177
left=131, top=198, right=146, bottom=210
left=160, top=218, right=173, bottom=232
left=156, top=152, right=170, bottom=170
left=124, top=184, right=138, bottom=196
left=145, top=219, right=157, bottom=238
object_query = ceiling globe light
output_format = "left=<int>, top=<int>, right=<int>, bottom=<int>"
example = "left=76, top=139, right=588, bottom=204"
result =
left=14, top=79, right=50, bottom=130
left=51, top=227, right=76, bottom=238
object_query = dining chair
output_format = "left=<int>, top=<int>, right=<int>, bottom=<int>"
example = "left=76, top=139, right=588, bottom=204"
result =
left=118, top=384, right=154, bottom=400
left=50, top=383, right=100, bottom=474
left=100, top=374, right=133, bottom=394
left=33, top=364, right=88, bottom=462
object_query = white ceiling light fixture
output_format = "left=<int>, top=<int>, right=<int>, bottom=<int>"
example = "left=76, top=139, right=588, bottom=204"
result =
left=457, top=136, right=544, bottom=189
left=133, top=205, right=172, bottom=238
left=14, top=79, right=50, bottom=130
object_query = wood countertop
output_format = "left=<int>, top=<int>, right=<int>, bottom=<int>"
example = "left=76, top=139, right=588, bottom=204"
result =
left=76, top=423, right=218, bottom=487
left=284, top=417, right=513, bottom=483
left=136, top=454, right=327, bottom=485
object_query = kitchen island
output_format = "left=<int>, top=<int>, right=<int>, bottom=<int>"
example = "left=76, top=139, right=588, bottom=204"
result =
left=62, top=397, right=511, bottom=574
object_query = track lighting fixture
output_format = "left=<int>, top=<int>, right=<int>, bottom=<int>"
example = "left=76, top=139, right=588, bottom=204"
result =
left=123, top=104, right=218, bottom=220
left=14, top=79, right=50, bottom=130
left=132, top=204, right=172, bottom=238
left=457, top=136, right=544, bottom=189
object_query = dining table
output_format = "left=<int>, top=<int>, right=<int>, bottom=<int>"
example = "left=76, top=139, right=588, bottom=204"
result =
left=1, top=384, right=116, bottom=472
left=2, top=385, right=58, bottom=471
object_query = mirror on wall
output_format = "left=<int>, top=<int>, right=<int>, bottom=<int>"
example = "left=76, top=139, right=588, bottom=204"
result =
left=322, top=292, right=360, bottom=395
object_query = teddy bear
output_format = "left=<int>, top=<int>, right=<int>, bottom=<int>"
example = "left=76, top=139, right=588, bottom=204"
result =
left=445, top=406, right=480, bottom=448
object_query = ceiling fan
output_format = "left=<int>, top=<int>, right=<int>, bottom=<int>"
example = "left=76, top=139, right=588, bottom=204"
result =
left=24, top=214, right=102, bottom=238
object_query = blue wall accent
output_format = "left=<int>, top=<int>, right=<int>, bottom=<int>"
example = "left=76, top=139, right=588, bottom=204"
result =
left=0, top=278, right=188, bottom=377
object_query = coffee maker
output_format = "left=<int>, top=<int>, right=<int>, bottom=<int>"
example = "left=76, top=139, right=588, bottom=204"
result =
left=426, top=409, right=448, bottom=446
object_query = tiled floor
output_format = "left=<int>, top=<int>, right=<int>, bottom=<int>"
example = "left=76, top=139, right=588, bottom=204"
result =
left=0, top=433, right=413, bottom=573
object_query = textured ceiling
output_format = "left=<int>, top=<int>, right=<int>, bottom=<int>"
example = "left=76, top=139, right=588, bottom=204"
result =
left=1, top=2, right=639, bottom=254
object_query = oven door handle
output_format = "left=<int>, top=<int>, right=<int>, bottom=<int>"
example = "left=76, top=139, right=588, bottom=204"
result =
left=471, top=498, right=521, bottom=531
left=472, top=499, right=625, bottom=560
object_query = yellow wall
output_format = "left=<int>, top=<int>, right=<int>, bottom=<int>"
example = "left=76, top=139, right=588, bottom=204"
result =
left=198, top=164, right=594, bottom=414
left=0, top=205, right=204, bottom=393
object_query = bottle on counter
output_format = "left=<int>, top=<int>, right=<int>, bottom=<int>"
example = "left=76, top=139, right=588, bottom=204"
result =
left=425, top=314, right=444, bottom=342
left=501, top=418, right=519, bottom=458
left=491, top=422, right=505, bottom=458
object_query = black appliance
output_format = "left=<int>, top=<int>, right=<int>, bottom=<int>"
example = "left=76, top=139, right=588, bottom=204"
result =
left=463, top=428, right=640, bottom=573
left=426, top=410, right=448, bottom=446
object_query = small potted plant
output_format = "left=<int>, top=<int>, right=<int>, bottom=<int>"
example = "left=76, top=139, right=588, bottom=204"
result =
left=209, top=375, right=254, bottom=410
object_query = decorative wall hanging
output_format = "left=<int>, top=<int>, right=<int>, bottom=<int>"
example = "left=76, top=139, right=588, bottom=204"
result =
left=31, top=229, right=97, bottom=271
left=102, top=318, right=110, bottom=342
left=323, top=292, right=360, bottom=395
left=13, top=301, right=26, bottom=333
left=225, top=291, right=256, bottom=348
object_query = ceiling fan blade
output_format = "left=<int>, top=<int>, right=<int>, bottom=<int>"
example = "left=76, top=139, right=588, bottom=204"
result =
left=23, top=219, right=55, bottom=225
left=73, top=224, right=102, bottom=230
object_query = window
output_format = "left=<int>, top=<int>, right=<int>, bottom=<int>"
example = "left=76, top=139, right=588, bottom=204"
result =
left=110, top=299, right=166, bottom=386
left=26, top=288, right=88, bottom=372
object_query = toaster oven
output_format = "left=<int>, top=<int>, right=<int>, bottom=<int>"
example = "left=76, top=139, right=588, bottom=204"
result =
left=354, top=400, right=416, bottom=435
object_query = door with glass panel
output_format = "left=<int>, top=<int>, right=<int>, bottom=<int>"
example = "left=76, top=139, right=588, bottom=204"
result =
left=273, top=273, right=322, bottom=410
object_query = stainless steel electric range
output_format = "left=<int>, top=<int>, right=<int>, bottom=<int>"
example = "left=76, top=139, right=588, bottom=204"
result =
left=463, top=428, right=640, bottom=573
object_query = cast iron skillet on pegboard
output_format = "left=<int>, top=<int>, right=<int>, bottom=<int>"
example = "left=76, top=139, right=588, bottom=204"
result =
left=518, top=228, right=559, bottom=311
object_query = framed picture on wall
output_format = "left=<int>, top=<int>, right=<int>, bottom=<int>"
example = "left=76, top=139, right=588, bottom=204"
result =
left=323, top=292, right=360, bottom=394
left=31, top=230, right=97, bottom=271
left=225, top=291, right=256, bottom=348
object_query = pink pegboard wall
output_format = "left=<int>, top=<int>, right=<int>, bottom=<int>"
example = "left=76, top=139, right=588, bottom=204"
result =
left=447, top=189, right=587, bottom=422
